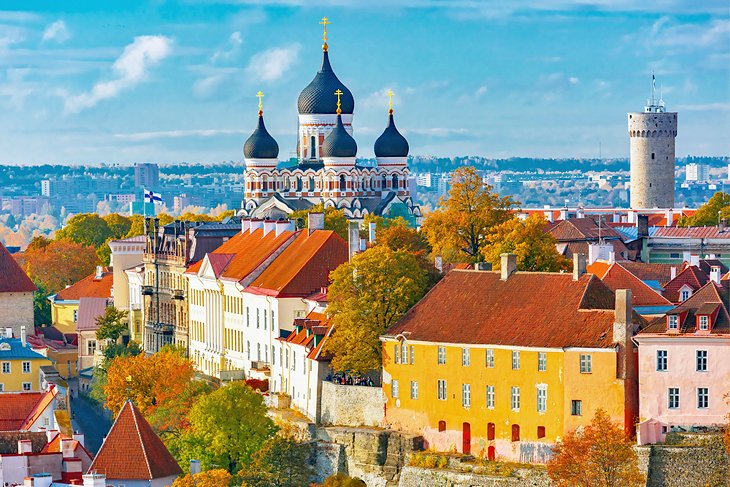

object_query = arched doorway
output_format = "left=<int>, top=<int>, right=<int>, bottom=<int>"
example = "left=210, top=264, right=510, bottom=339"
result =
left=462, top=422, right=471, bottom=454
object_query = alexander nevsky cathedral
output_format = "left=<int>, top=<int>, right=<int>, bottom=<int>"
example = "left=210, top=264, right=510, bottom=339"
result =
left=240, top=18, right=421, bottom=224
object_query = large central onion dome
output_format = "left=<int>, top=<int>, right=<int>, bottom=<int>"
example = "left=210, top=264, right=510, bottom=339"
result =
left=321, top=114, right=357, bottom=158
left=374, top=111, right=409, bottom=158
left=243, top=112, right=279, bottom=159
left=298, top=51, right=354, bottom=115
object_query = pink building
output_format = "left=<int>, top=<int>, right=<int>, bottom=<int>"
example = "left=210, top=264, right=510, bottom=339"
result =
left=635, top=281, right=730, bottom=445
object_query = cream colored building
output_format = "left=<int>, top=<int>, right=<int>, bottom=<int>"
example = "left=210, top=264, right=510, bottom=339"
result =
left=108, top=236, right=145, bottom=344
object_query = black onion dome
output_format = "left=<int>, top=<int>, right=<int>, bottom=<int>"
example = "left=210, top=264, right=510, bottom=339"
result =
left=298, top=51, right=354, bottom=115
left=243, top=114, right=279, bottom=159
left=321, top=114, right=357, bottom=158
left=374, top=113, right=409, bottom=158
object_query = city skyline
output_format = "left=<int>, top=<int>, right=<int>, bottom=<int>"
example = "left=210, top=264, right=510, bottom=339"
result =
left=0, top=1, right=727, bottom=164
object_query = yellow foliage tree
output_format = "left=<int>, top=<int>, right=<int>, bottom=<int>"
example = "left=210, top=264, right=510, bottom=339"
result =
left=289, top=203, right=349, bottom=240
left=171, top=469, right=232, bottom=487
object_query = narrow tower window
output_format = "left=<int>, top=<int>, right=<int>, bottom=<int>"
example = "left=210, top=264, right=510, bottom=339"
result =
left=339, top=175, right=346, bottom=192
left=651, top=153, right=655, bottom=160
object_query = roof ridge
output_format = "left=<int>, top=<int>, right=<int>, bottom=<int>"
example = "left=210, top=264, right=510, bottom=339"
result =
left=130, top=401, right=154, bottom=479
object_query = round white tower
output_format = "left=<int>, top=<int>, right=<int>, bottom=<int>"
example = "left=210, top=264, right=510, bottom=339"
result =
left=628, top=76, right=677, bottom=209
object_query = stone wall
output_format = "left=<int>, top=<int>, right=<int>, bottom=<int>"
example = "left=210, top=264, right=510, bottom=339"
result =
left=0, top=292, right=33, bottom=337
left=397, top=466, right=550, bottom=487
left=319, top=381, right=385, bottom=427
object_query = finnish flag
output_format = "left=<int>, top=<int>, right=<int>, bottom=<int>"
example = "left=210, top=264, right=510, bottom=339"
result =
left=144, top=189, right=163, bottom=205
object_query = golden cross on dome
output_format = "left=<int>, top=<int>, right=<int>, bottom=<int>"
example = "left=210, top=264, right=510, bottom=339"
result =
left=334, top=89, right=343, bottom=114
left=387, top=89, right=394, bottom=113
left=320, top=16, right=330, bottom=51
left=256, top=91, right=264, bottom=114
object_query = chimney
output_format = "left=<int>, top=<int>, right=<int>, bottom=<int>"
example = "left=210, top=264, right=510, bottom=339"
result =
left=61, top=437, right=75, bottom=458
left=573, top=253, right=587, bottom=281
left=241, top=218, right=251, bottom=234
left=475, top=262, right=492, bottom=271
left=21, top=325, right=26, bottom=347
left=665, top=208, right=673, bottom=225
left=249, top=218, right=264, bottom=233
left=636, top=214, right=649, bottom=238
left=190, top=460, right=202, bottom=475
left=46, top=429, right=59, bottom=444
left=544, top=210, right=554, bottom=223
left=670, top=267, right=677, bottom=280
left=95, top=266, right=103, bottom=279
left=710, top=266, right=721, bottom=284
left=690, top=254, right=700, bottom=267
left=434, top=256, right=443, bottom=273
left=720, top=219, right=727, bottom=232
left=348, top=222, right=360, bottom=261
left=500, top=253, right=517, bottom=280
left=24, top=474, right=53, bottom=487
left=613, top=289, right=634, bottom=379
left=18, top=439, right=33, bottom=454
left=368, top=222, right=377, bottom=244
left=275, top=219, right=295, bottom=237
left=262, top=220, right=277, bottom=236
left=82, top=474, right=107, bottom=487
left=608, top=251, right=615, bottom=264
left=308, top=212, right=324, bottom=234
left=72, top=433, right=85, bottom=448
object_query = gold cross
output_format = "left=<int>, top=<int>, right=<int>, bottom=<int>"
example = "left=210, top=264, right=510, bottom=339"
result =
left=256, top=91, right=264, bottom=113
left=387, top=89, right=394, bottom=112
left=320, top=17, right=330, bottom=43
left=334, top=89, right=343, bottom=114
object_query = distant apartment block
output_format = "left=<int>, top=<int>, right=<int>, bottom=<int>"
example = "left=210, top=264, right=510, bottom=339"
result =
left=686, top=163, right=709, bottom=182
left=134, top=163, right=160, bottom=189
left=8, top=197, right=50, bottom=217
left=106, top=193, right=137, bottom=204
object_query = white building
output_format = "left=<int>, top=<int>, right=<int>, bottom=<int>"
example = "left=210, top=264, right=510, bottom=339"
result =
left=686, top=163, right=709, bottom=182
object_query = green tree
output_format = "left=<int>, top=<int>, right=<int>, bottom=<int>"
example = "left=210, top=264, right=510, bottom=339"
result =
left=678, top=191, right=730, bottom=227
left=103, top=213, right=132, bottom=238
left=172, top=382, right=277, bottom=474
left=324, top=246, right=429, bottom=372
left=55, top=213, right=113, bottom=248
left=421, top=166, right=515, bottom=263
left=289, top=203, right=349, bottom=240
left=33, top=281, right=52, bottom=326
left=125, top=215, right=146, bottom=238
left=240, top=435, right=313, bottom=487
left=95, top=307, right=129, bottom=342
left=482, top=213, right=570, bottom=272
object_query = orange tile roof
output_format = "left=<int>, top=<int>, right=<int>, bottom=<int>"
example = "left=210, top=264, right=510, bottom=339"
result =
left=641, top=281, right=730, bottom=335
left=385, top=270, right=642, bottom=348
left=596, top=263, right=672, bottom=307
left=54, top=268, right=113, bottom=301
left=282, top=310, right=333, bottom=361
left=0, top=387, right=57, bottom=431
left=586, top=260, right=612, bottom=279
left=88, top=400, right=182, bottom=480
left=42, top=432, right=93, bottom=461
left=0, top=242, right=36, bottom=293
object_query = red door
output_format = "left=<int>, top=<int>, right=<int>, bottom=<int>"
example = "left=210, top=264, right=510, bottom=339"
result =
left=488, top=446, right=496, bottom=460
left=462, top=422, right=471, bottom=454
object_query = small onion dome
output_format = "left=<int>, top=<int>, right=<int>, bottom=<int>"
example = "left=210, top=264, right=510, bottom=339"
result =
left=374, top=111, right=409, bottom=158
left=321, top=114, right=357, bottom=158
left=243, top=113, right=279, bottom=159
left=298, top=51, right=354, bottom=115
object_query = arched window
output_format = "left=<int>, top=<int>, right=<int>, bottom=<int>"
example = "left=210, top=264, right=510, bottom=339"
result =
left=310, top=136, right=316, bottom=159
left=339, top=175, right=346, bottom=191
left=296, top=177, right=303, bottom=192
left=283, top=176, right=290, bottom=190
left=309, top=176, right=315, bottom=192
left=438, top=420, right=446, bottom=432
left=262, top=176, right=268, bottom=192
left=382, top=176, right=388, bottom=189
left=392, top=174, right=399, bottom=190
left=511, top=424, right=520, bottom=442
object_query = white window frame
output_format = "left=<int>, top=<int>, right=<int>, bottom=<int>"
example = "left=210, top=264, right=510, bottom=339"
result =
left=437, top=346, right=446, bottom=365
left=537, top=352, right=546, bottom=372
left=437, top=379, right=447, bottom=401
left=2, top=362, right=12, bottom=374
left=511, top=350, right=520, bottom=370
left=580, top=354, right=592, bottom=374
left=668, top=315, right=678, bottom=329
left=410, top=380, right=418, bottom=399
left=511, top=386, right=520, bottom=411
left=22, top=361, right=31, bottom=374
left=696, top=350, right=708, bottom=372
left=698, top=315, right=709, bottom=330
left=22, top=382, right=31, bottom=391
left=486, top=385, right=495, bottom=409
left=680, top=289, right=691, bottom=301
left=668, top=387, right=680, bottom=409
left=462, top=383, right=471, bottom=408
left=485, top=349, right=494, bottom=368
left=656, top=350, right=667, bottom=371
left=462, top=348, right=470, bottom=367
left=537, top=385, right=547, bottom=413
left=392, top=380, right=399, bottom=399
left=697, top=387, right=709, bottom=409
left=409, top=345, right=414, bottom=365
left=394, top=344, right=400, bottom=364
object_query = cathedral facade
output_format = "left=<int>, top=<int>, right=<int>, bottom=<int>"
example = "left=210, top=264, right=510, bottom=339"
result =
left=240, top=20, right=421, bottom=224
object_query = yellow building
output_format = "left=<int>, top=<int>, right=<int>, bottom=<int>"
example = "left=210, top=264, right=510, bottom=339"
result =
left=0, top=333, right=53, bottom=392
left=381, top=254, right=640, bottom=463
left=49, top=267, right=113, bottom=335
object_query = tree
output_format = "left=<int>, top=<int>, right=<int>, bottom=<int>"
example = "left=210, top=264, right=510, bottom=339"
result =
left=547, top=409, right=644, bottom=487
left=289, top=203, right=349, bottom=240
left=678, top=191, right=730, bottom=227
left=172, top=381, right=277, bottom=474
left=240, top=435, right=313, bottom=487
left=125, top=215, right=146, bottom=238
left=482, top=214, right=570, bottom=272
left=24, top=239, right=99, bottom=294
left=172, top=469, right=232, bottom=487
left=318, top=473, right=367, bottom=487
left=103, top=213, right=132, bottom=239
left=33, top=281, right=52, bottom=326
left=372, top=219, right=441, bottom=286
left=95, top=307, right=129, bottom=342
left=421, top=166, right=515, bottom=263
left=324, top=246, right=429, bottom=372
left=26, top=235, right=52, bottom=252
left=55, top=213, right=112, bottom=248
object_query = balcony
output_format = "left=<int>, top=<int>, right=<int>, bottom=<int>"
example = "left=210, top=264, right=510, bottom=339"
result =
left=171, top=289, right=185, bottom=300
left=141, top=285, right=154, bottom=296
left=144, top=322, right=174, bottom=333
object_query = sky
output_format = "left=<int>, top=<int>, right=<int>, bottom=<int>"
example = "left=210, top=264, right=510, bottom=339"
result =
left=0, top=1, right=727, bottom=165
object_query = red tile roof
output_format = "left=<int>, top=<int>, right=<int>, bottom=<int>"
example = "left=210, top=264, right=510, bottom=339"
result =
left=549, top=218, right=625, bottom=241
left=385, top=270, right=642, bottom=348
left=281, top=310, right=333, bottom=361
left=42, top=432, right=93, bottom=461
left=662, top=265, right=709, bottom=303
left=88, top=400, right=182, bottom=480
left=653, top=227, right=730, bottom=239
left=592, top=263, right=672, bottom=307
left=640, top=282, right=730, bottom=335
left=0, top=387, right=57, bottom=431
left=0, top=241, right=36, bottom=293
left=616, top=262, right=676, bottom=287
left=54, top=268, right=113, bottom=301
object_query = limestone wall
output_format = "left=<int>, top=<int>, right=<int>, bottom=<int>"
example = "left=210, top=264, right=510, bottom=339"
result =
left=397, top=466, right=550, bottom=487
left=627, top=111, right=677, bottom=209
left=320, top=381, right=385, bottom=427
left=0, top=292, right=34, bottom=337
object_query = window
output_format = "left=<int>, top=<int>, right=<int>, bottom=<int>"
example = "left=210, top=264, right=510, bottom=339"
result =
left=22, top=361, right=31, bottom=374
left=247, top=341, right=251, bottom=360
left=486, top=385, right=495, bottom=409
left=511, top=386, right=520, bottom=411
left=256, top=308, right=260, bottom=328
left=263, top=310, right=267, bottom=330
left=257, top=343, right=261, bottom=361
left=392, top=380, right=399, bottom=398
left=394, top=344, right=400, bottom=364
left=437, top=346, right=446, bottom=365
left=410, top=381, right=418, bottom=399
left=511, top=351, right=520, bottom=370
left=538, top=352, right=546, bottom=372
left=87, top=340, right=97, bottom=356
left=668, top=315, right=678, bottom=329
left=579, top=354, right=592, bottom=373
left=668, top=387, right=680, bottom=409
left=697, top=388, right=709, bottom=409
left=537, top=426, right=546, bottom=439
left=699, top=316, right=709, bottom=330
left=511, top=424, right=520, bottom=442
left=1, top=362, right=9, bottom=374
left=0, top=384, right=4, bottom=391
left=73, top=309, right=78, bottom=322
left=485, top=349, right=494, bottom=368
left=271, top=345, right=275, bottom=366
left=437, top=379, right=447, bottom=401
left=292, top=352, right=296, bottom=371
left=271, top=310, right=275, bottom=331
left=284, top=349, right=288, bottom=368
left=680, top=289, right=691, bottom=301
left=571, top=400, right=582, bottom=416
left=696, top=350, right=708, bottom=371
left=401, top=342, right=407, bottom=364
left=462, top=348, right=470, bottom=366
left=409, top=345, right=414, bottom=364
left=246, top=307, right=250, bottom=327
left=655, top=350, right=668, bottom=371
left=438, top=420, right=446, bottom=432
left=22, top=382, right=31, bottom=391
left=537, top=385, right=547, bottom=413
left=462, top=384, right=471, bottom=408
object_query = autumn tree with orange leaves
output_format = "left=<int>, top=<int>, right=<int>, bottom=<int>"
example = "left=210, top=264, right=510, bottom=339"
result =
left=171, top=469, right=232, bottom=487
left=547, top=409, right=644, bottom=487
left=24, top=237, right=99, bottom=294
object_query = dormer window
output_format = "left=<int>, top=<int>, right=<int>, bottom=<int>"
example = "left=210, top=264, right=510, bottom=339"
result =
left=680, top=289, right=691, bottom=301
left=668, top=315, right=679, bottom=330
left=698, top=315, right=709, bottom=331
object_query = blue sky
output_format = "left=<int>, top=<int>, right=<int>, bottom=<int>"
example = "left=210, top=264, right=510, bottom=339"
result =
left=0, top=1, right=727, bottom=164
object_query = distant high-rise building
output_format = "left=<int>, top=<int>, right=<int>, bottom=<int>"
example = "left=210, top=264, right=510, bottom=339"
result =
left=134, top=163, right=159, bottom=189
left=685, top=163, right=709, bottom=182
left=40, top=180, right=51, bottom=197
left=628, top=76, right=677, bottom=209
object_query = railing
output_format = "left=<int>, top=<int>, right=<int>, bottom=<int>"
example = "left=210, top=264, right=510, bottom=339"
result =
left=171, top=289, right=185, bottom=300
left=141, top=285, right=154, bottom=296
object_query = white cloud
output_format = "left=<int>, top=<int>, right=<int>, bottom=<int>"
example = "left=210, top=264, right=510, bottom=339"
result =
left=568, top=76, right=579, bottom=85
left=115, top=128, right=246, bottom=141
left=648, top=17, right=729, bottom=51
left=63, top=35, right=173, bottom=114
left=246, top=44, right=300, bottom=82
left=211, top=31, right=243, bottom=63
left=42, top=20, right=71, bottom=43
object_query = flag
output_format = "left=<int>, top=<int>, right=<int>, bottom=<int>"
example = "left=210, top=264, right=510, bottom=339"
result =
left=144, top=189, right=163, bottom=205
